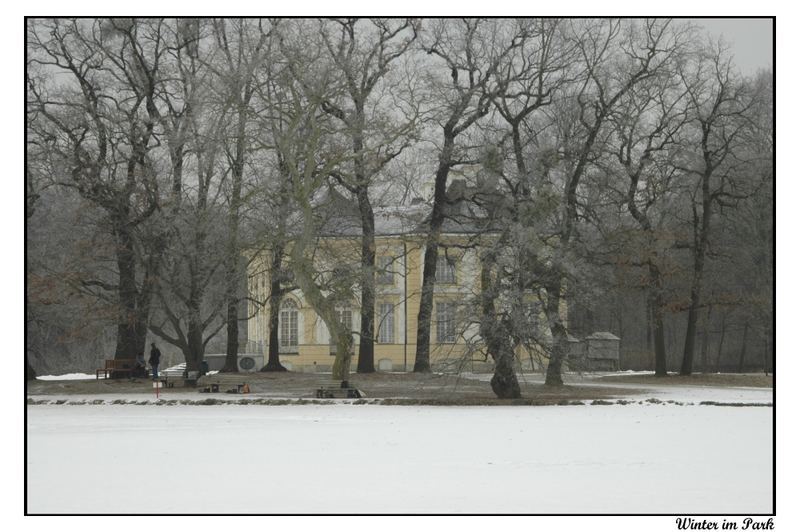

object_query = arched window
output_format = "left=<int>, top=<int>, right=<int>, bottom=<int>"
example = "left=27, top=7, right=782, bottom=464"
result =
left=279, top=299, right=299, bottom=354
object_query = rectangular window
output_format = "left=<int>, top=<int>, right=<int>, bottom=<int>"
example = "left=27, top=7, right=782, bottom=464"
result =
left=376, top=256, right=394, bottom=285
left=377, top=303, right=395, bottom=344
left=524, top=303, right=540, bottom=329
left=279, top=306, right=298, bottom=353
left=435, top=254, right=456, bottom=284
left=338, top=308, right=352, bottom=334
left=436, top=301, right=457, bottom=343
left=520, top=302, right=543, bottom=341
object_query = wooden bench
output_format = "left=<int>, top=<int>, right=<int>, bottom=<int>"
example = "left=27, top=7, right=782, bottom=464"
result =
left=199, top=382, right=251, bottom=394
left=315, top=380, right=363, bottom=399
left=96, top=359, right=140, bottom=380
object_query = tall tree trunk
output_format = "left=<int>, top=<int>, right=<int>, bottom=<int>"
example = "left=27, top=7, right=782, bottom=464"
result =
left=263, top=244, right=287, bottom=372
left=648, top=264, right=668, bottom=377
left=414, top=133, right=454, bottom=372
left=738, top=321, right=749, bottom=373
left=183, top=247, right=205, bottom=376
left=291, top=202, right=353, bottom=383
left=25, top=353, right=37, bottom=381
left=222, top=108, right=247, bottom=373
left=223, top=245, right=240, bottom=372
left=113, top=223, right=147, bottom=361
left=763, top=332, right=770, bottom=376
left=480, top=253, right=521, bottom=398
left=700, top=305, right=712, bottom=373
left=545, top=325, right=569, bottom=386
left=25, top=229, right=37, bottom=381
left=356, top=188, right=376, bottom=373
left=543, top=278, right=569, bottom=387
left=645, top=296, right=652, bottom=352
left=680, top=161, right=714, bottom=375
left=354, top=168, right=375, bottom=373
left=331, top=329, right=354, bottom=383
left=170, top=144, right=184, bottom=206
left=491, top=336, right=521, bottom=398
left=715, top=313, right=728, bottom=372
left=679, top=271, right=704, bottom=375
left=185, top=312, right=204, bottom=377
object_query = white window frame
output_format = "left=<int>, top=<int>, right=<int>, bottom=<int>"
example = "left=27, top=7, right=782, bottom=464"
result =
left=376, top=256, right=394, bottom=285
left=279, top=300, right=299, bottom=354
left=377, top=302, right=395, bottom=344
left=435, top=253, right=456, bottom=284
left=436, top=301, right=457, bottom=343
left=524, top=302, right=541, bottom=330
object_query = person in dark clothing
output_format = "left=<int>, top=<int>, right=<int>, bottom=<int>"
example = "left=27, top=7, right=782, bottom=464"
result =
left=149, top=343, right=162, bottom=380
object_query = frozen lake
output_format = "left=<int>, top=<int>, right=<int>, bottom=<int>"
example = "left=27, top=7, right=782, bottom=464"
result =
left=26, top=403, right=773, bottom=514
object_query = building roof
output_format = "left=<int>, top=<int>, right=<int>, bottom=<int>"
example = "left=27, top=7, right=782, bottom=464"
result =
left=315, top=179, right=497, bottom=237
left=585, top=332, right=621, bottom=341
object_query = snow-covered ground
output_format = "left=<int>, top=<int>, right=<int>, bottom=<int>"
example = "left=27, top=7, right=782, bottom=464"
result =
left=461, top=372, right=774, bottom=405
left=36, top=373, right=96, bottom=380
left=30, top=371, right=774, bottom=405
left=26, top=403, right=772, bottom=514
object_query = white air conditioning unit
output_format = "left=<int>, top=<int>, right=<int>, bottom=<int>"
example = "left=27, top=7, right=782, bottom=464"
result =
left=204, top=353, right=264, bottom=373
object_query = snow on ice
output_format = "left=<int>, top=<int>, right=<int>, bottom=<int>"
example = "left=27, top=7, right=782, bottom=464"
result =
left=26, top=403, right=772, bottom=514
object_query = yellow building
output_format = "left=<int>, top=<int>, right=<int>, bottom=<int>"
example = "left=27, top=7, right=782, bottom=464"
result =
left=245, top=181, right=562, bottom=372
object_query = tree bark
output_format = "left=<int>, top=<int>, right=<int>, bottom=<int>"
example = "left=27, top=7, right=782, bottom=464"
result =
left=738, top=321, right=749, bottom=373
left=715, top=313, right=728, bottom=372
left=763, top=332, right=770, bottom=376
left=263, top=244, right=288, bottom=372
left=680, top=121, right=716, bottom=375
left=543, top=278, right=569, bottom=386
left=479, top=253, right=521, bottom=399
left=291, top=202, right=353, bottom=383
left=700, top=305, right=712, bottom=373
left=645, top=296, right=652, bottom=352
left=113, top=223, right=149, bottom=363
left=649, top=266, right=669, bottom=377
left=354, top=101, right=376, bottom=373
left=222, top=106, right=247, bottom=373
left=356, top=185, right=376, bottom=373
left=414, top=133, right=454, bottom=372
left=25, top=352, right=37, bottom=381
left=490, top=338, right=522, bottom=399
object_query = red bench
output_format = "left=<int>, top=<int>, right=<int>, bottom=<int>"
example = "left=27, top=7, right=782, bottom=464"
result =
left=96, top=359, right=140, bottom=379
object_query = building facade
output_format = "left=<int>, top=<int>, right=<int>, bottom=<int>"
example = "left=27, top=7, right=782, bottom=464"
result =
left=245, top=182, right=564, bottom=372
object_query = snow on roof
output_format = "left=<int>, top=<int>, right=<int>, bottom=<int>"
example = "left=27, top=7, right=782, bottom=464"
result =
left=316, top=180, right=494, bottom=237
left=585, top=332, right=621, bottom=341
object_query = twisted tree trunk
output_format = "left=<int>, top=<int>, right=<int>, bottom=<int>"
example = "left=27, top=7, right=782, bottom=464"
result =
left=479, top=253, right=521, bottom=399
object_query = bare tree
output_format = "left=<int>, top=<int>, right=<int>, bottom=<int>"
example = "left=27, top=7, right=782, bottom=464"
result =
left=537, top=19, right=693, bottom=384
left=266, top=22, right=358, bottom=381
left=146, top=19, right=235, bottom=375
left=413, top=18, right=530, bottom=373
left=606, top=44, right=692, bottom=376
left=675, top=43, right=760, bottom=375
left=210, top=19, right=271, bottom=373
left=28, top=19, right=168, bottom=367
left=318, top=18, right=419, bottom=373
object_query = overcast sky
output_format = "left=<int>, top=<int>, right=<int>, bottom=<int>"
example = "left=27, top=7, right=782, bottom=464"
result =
left=690, top=18, right=773, bottom=75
